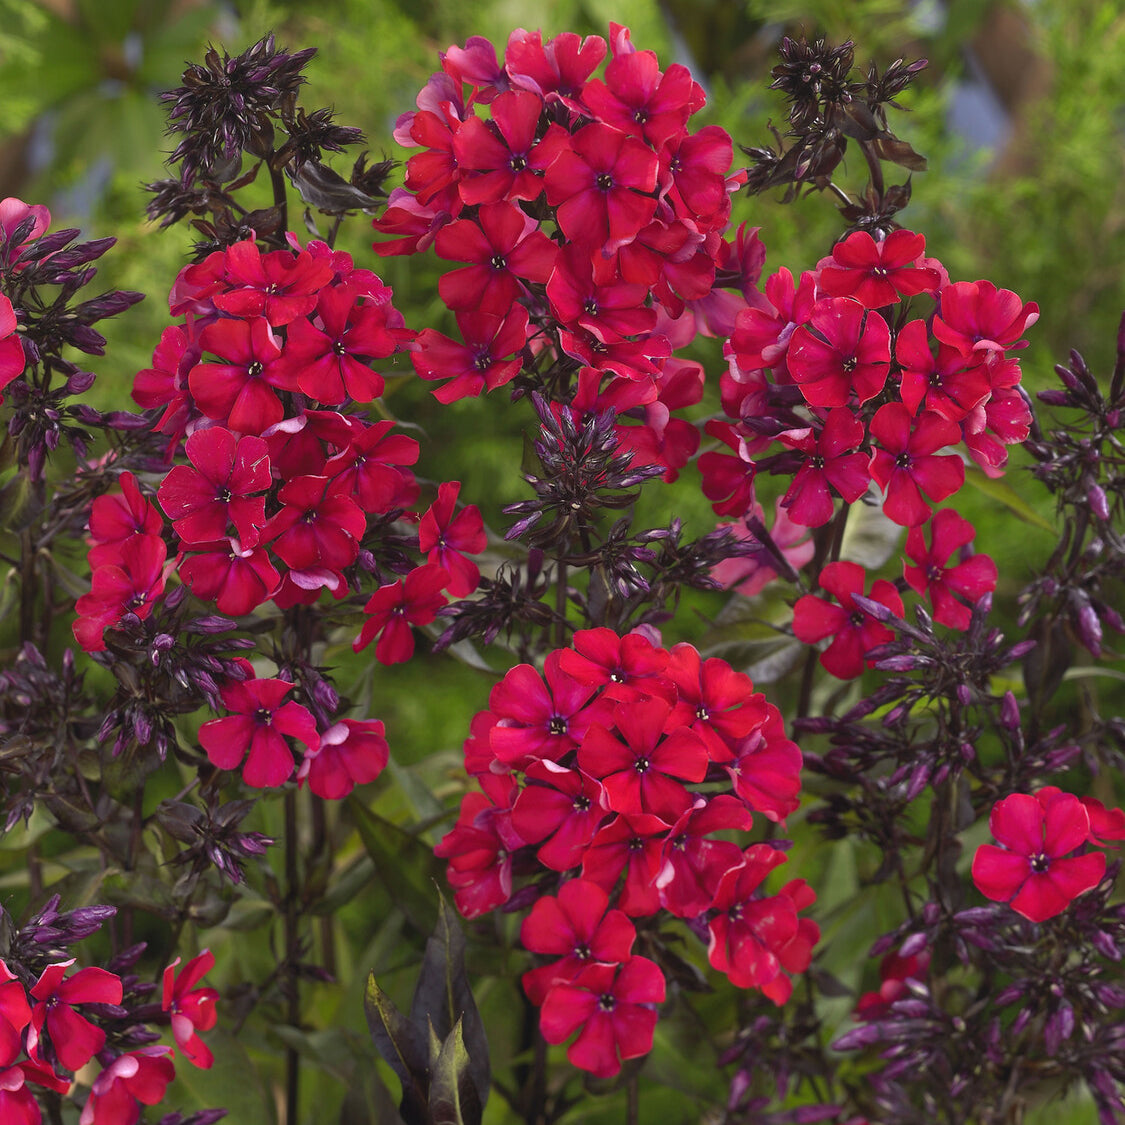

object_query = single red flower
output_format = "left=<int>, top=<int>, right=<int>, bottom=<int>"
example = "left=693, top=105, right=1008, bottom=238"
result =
left=546, top=243, right=656, bottom=342
left=412, top=306, right=528, bottom=403
left=298, top=718, right=389, bottom=800
left=777, top=408, right=870, bottom=528
left=972, top=791, right=1106, bottom=922
left=353, top=563, right=448, bottom=664
left=213, top=241, right=332, bottom=325
left=816, top=229, right=940, bottom=308
left=510, top=760, right=609, bottom=871
left=792, top=561, right=903, bottom=680
left=504, top=29, right=607, bottom=106
left=538, top=956, right=665, bottom=1078
left=263, top=474, right=367, bottom=572
left=28, top=960, right=123, bottom=1073
left=418, top=481, right=486, bottom=597
left=0, top=295, right=25, bottom=401
left=452, top=91, right=546, bottom=205
left=787, top=298, right=891, bottom=407
left=73, top=535, right=168, bottom=652
left=895, top=319, right=992, bottom=422
left=903, top=508, right=998, bottom=630
left=556, top=627, right=672, bottom=703
left=198, top=668, right=320, bottom=787
left=581, top=812, right=669, bottom=918
left=323, top=416, right=420, bottom=514
left=189, top=317, right=289, bottom=433
left=868, top=403, right=965, bottom=527
left=179, top=540, right=281, bottom=615
left=725, top=703, right=803, bottom=823
left=933, top=280, right=1039, bottom=361
left=162, top=951, right=218, bottom=1069
left=87, top=472, right=164, bottom=568
left=79, top=1047, right=175, bottom=1125
left=0, top=1060, right=70, bottom=1125
left=0, top=962, right=31, bottom=1069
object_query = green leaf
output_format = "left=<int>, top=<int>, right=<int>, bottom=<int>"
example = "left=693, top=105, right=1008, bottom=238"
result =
left=410, top=893, right=490, bottom=1112
left=962, top=465, right=1055, bottom=534
left=349, top=796, right=443, bottom=935
left=428, top=1018, right=483, bottom=1125
left=838, top=500, right=903, bottom=571
left=364, top=972, right=432, bottom=1125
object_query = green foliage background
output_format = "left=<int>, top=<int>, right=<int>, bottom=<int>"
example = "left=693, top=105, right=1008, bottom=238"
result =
left=1, top=0, right=1122, bottom=1121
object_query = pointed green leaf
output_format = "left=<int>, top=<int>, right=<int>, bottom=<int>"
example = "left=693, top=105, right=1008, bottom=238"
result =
left=428, top=1019, right=483, bottom=1125
left=363, top=972, right=432, bottom=1125
left=962, top=465, right=1055, bottom=533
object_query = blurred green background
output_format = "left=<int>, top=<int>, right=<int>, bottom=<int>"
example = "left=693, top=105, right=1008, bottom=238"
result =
left=2, top=0, right=1122, bottom=1121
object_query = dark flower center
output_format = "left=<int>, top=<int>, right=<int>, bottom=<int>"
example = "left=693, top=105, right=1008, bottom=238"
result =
left=1030, top=853, right=1050, bottom=873
left=254, top=707, right=273, bottom=724
left=595, top=173, right=614, bottom=191
left=490, top=254, right=507, bottom=271
left=247, top=361, right=263, bottom=377
left=597, top=993, right=616, bottom=1012
left=634, top=756, right=650, bottom=773
left=548, top=716, right=567, bottom=735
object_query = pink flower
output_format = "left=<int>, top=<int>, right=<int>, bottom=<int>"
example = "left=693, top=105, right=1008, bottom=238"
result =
left=777, top=408, right=871, bottom=527
left=816, top=229, right=940, bottom=308
left=787, top=298, right=891, bottom=407
left=353, top=563, right=448, bottom=664
left=417, top=481, right=486, bottom=597
left=903, top=508, right=998, bottom=630
left=971, top=791, right=1106, bottom=922
left=298, top=718, right=389, bottom=800
left=162, top=951, right=218, bottom=1069
left=28, top=960, right=123, bottom=1073
left=79, top=1047, right=175, bottom=1125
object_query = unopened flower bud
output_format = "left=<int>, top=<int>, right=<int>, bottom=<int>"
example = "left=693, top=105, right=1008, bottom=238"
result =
left=1000, top=691, right=1020, bottom=731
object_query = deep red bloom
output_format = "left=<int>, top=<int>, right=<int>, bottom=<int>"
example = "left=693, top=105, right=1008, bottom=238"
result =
left=162, top=951, right=218, bottom=1069
left=816, top=229, right=940, bottom=308
left=725, top=703, right=803, bottom=823
left=73, top=536, right=167, bottom=652
left=511, top=760, right=608, bottom=871
left=298, top=718, right=389, bottom=800
left=933, top=280, right=1039, bottom=361
left=189, top=317, right=289, bottom=433
left=777, top=408, right=870, bottom=528
left=520, top=879, right=635, bottom=1004
left=504, top=29, right=607, bottom=105
left=418, top=481, right=486, bottom=597
left=87, top=472, right=164, bottom=568
left=353, top=563, right=448, bottom=664
left=903, top=508, right=998, bottom=630
left=452, top=91, right=546, bottom=205
left=972, top=791, right=1105, bottom=922
left=543, top=122, right=659, bottom=253
left=787, top=298, right=891, bottom=407
left=0, top=962, right=31, bottom=1069
left=323, top=416, right=420, bottom=514
left=158, top=428, right=270, bottom=547
left=412, top=306, right=528, bottom=403
left=556, top=627, right=672, bottom=703
left=728, top=266, right=817, bottom=373
left=198, top=668, right=320, bottom=787
left=538, top=956, right=665, bottom=1078
left=79, top=1047, right=175, bottom=1125
left=868, top=404, right=965, bottom=527
left=0, top=1061, right=70, bottom=1125
left=0, top=295, right=25, bottom=400
left=179, top=540, right=281, bottom=615
left=895, top=319, right=992, bottom=422
left=28, top=960, right=123, bottom=1073
left=792, top=561, right=903, bottom=680
left=546, top=243, right=655, bottom=342
left=581, top=812, right=669, bottom=917
left=213, top=241, right=332, bottom=325
left=264, top=474, right=367, bottom=572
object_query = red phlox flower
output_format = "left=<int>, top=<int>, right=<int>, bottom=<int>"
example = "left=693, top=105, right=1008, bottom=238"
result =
left=132, top=324, right=193, bottom=438
left=158, top=427, right=270, bottom=547
left=0, top=196, right=51, bottom=255
left=707, top=844, right=796, bottom=992
left=816, top=229, right=940, bottom=308
left=895, top=318, right=992, bottom=422
left=546, top=243, right=656, bottom=343
left=435, top=201, right=557, bottom=314
left=28, top=959, right=123, bottom=1073
left=578, top=697, right=708, bottom=822
left=855, top=947, right=931, bottom=1020
left=323, top=416, right=420, bottom=513
left=0, top=295, right=25, bottom=400
left=698, top=420, right=757, bottom=518
left=556, top=626, right=672, bottom=703
left=665, top=644, right=768, bottom=763
left=452, top=91, right=546, bottom=205
left=538, top=956, right=665, bottom=1078
left=434, top=781, right=522, bottom=917
left=0, top=1060, right=71, bottom=1125
left=353, top=562, right=448, bottom=664
left=903, top=508, right=998, bottom=630
left=371, top=186, right=459, bottom=257
left=298, top=718, right=389, bottom=800
left=179, top=540, right=280, bottom=615
left=510, top=760, right=609, bottom=871
left=189, top=316, right=289, bottom=433
left=787, top=297, right=891, bottom=407
left=487, top=650, right=602, bottom=767
left=269, top=284, right=400, bottom=405
left=868, top=403, right=965, bottom=527
left=520, top=878, right=635, bottom=1004
left=162, top=951, right=218, bottom=1068
left=971, top=790, right=1106, bottom=922
left=87, top=472, right=164, bottom=568
left=777, top=407, right=871, bottom=528
left=933, top=280, right=1039, bottom=361
left=792, top=560, right=903, bottom=680
left=73, top=535, right=168, bottom=652
left=418, top=480, right=486, bottom=597
left=710, top=498, right=814, bottom=599
left=213, top=240, right=332, bottom=325
left=198, top=664, right=319, bottom=787
left=760, top=879, right=820, bottom=1004
left=656, top=795, right=753, bottom=918
left=0, top=962, right=31, bottom=1068
left=403, top=104, right=465, bottom=207
left=504, top=29, right=606, bottom=107
left=961, top=378, right=1031, bottom=479
left=659, top=125, right=735, bottom=230
left=263, top=474, right=366, bottom=571
left=582, top=49, right=703, bottom=150
left=79, top=1047, right=175, bottom=1125
left=412, top=305, right=528, bottom=403
left=557, top=326, right=668, bottom=383
left=581, top=812, right=669, bottom=917
left=1079, top=796, right=1125, bottom=846
left=725, top=703, right=803, bottom=823
left=442, top=36, right=507, bottom=99
left=728, top=267, right=817, bottom=373
left=543, top=122, right=659, bottom=253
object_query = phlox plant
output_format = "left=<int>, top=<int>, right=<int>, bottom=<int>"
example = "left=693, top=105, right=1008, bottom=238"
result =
left=0, top=18, right=1122, bottom=1125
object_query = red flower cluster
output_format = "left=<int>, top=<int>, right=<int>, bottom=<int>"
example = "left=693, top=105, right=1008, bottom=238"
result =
left=705, top=230, right=1033, bottom=669
left=435, top=627, right=815, bottom=1075
left=972, top=789, right=1124, bottom=922
left=377, top=24, right=764, bottom=481
left=0, top=950, right=217, bottom=1125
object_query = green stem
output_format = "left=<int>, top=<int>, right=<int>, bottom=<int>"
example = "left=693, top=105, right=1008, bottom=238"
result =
left=284, top=787, right=301, bottom=1124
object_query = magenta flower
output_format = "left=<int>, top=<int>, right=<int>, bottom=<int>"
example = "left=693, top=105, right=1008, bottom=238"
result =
left=162, top=951, right=219, bottom=1069
left=297, top=718, right=389, bottom=800
left=412, top=306, right=528, bottom=403
left=28, top=960, right=123, bottom=1073
left=0, top=962, right=31, bottom=1068
left=198, top=668, right=320, bottom=787
left=972, top=791, right=1106, bottom=922
left=452, top=91, right=546, bottom=205
left=816, top=229, right=940, bottom=308
left=79, top=1047, right=175, bottom=1125
left=179, top=541, right=281, bottom=616
left=510, top=760, right=608, bottom=872
left=0, top=295, right=25, bottom=401
left=353, top=563, right=448, bottom=664
left=903, top=508, right=998, bottom=630
left=933, top=279, right=1039, bottom=361
left=87, top=472, right=164, bottom=568
left=868, top=403, right=965, bottom=527
left=787, top=297, right=891, bottom=407
left=0, top=1061, right=71, bottom=1125
left=539, top=956, right=665, bottom=1078
left=417, top=481, right=486, bottom=597
left=213, top=239, right=332, bottom=325
left=777, top=408, right=871, bottom=527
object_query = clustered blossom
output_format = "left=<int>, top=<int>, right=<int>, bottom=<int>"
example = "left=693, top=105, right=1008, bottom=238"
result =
left=436, top=627, right=815, bottom=1075
left=0, top=907, right=219, bottom=1125
left=375, top=23, right=767, bottom=482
